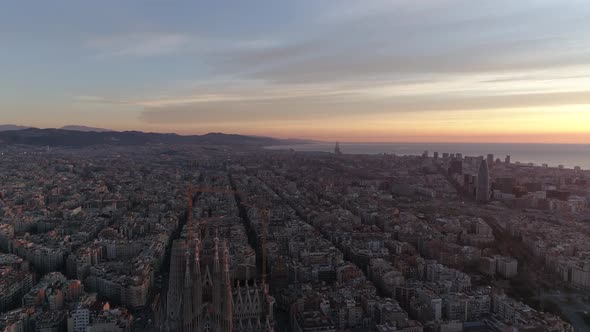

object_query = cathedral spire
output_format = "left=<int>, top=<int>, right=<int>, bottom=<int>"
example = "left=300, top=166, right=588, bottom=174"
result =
left=193, top=239, right=202, bottom=330
left=222, top=240, right=233, bottom=332
left=184, top=249, right=192, bottom=286
left=212, top=229, right=222, bottom=327
left=194, top=239, right=201, bottom=270
left=182, top=249, right=193, bottom=331
left=222, top=240, right=230, bottom=280
left=213, top=229, right=220, bottom=273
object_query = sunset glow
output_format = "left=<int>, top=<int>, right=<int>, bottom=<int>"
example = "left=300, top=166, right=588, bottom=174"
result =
left=1, top=1, right=590, bottom=143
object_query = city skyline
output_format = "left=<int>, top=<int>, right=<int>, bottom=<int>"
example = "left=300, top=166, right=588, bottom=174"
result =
left=2, top=1, right=590, bottom=143
left=1, top=2, right=589, bottom=331
left=0, top=142, right=585, bottom=331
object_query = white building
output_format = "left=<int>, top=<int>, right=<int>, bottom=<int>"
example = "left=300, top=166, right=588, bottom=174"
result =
left=496, top=257, right=518, bottom=279
left=69, top=308, right=90, bottom=332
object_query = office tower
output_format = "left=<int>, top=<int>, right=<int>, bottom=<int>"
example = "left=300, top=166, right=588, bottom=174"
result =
left=0, top=224, right=14, bottom=252
left=497, top=178, right=516, bottom=194
left=505, top=155, right=511, bottom=164
left=449, top=160, right=463, bottom=175
left=456, top=153, right=462, bottom=160
left=433, top=152, right=439, bottom=160
left=442, top=153, right=449, bottom=159
left=334, top=142, right=342, bottom=155
left=422, top=150, right=429, bottom=158
left=496, top=257, right=518, bottom=279
left=486, top=154, right=494, bottom=166
left=477, top=159, right=490, bottom=203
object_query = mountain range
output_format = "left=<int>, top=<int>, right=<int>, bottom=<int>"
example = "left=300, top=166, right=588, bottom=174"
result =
left=0, top=126, right=307, bottom=147
left=0, top=124, right=110, bottom=132
left=59, top=125, right=111, bottom=132
left=0, top=124, right=31, bottom=131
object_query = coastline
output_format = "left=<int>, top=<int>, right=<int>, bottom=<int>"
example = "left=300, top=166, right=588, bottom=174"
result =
left=266, top=142, right=590, bottom=169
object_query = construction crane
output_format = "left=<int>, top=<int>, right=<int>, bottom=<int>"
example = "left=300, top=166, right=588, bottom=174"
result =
left=187, top=185, right=195, bottom=241
left=186, top=215, right=226, bottom=241
left=186, top=185, right=238, bottom=240
left=191, top=186, right=241, bottom=195
left=152, top=293, right=160, bottom=323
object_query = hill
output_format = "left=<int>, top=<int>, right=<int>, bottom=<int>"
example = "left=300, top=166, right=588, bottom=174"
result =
left=0, top=124, right=31, bottom=131
left=60, top=125, right=111, bottom=132
left=0, top=128, right=292, bottom=147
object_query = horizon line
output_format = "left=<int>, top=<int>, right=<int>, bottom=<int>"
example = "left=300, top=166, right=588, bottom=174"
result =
left=3, top=124, right=589, bottom=145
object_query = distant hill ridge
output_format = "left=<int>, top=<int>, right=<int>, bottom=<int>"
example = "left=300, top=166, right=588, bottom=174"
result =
left=0, top=124, right=31, bottom=131
left=0, top=127, right=303, bottom=147
left=59, top=125, right=111, bottom=132
left=0, top=125, right=110, bottom=132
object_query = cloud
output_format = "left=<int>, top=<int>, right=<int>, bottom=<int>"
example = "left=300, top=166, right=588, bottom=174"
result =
left=71, top=0, right=590, bottom=141
left=85, top=33, right=190, bottom=58
left=75, top=95, right=126, bottom=104
left=138, top=90, right=590, bottom=125
left=180, top=5, right=589, bottom=96
left=238, top=41, right=590, bottom=85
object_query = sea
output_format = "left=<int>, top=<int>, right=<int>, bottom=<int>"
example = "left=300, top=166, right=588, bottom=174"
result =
left=266, top=142, right=590, bottom=170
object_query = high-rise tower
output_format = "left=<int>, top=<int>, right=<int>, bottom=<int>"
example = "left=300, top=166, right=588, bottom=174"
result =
left=334, top=142, right=342, bottom=155
left=476, top=159, right=490, bottom=203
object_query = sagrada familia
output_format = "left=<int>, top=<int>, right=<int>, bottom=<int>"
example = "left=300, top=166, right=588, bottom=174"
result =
left=163, top=235, right=275, bottom=332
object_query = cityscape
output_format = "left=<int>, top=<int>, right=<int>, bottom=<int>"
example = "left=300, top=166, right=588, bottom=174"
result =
left=0, top=140, right=588, bottom=331
left=2, top=1, right=590, bottom=331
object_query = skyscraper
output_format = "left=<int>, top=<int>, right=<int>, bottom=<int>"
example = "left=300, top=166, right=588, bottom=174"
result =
left=334, top=142, right=342, bottom=155
left=486, top=154, right=494, bottom=167
left=476, top=159, right=490, bottom=203
left=449, top=160, right=463, bottom=175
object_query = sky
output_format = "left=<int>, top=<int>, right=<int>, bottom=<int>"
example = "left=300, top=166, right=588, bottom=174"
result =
left=1, top=0, right=590, bottom=143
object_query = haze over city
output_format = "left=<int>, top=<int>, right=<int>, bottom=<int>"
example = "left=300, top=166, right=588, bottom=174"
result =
left=2, top=2, right=590, bottom=332
left=2, top=0, right=590, bottom=142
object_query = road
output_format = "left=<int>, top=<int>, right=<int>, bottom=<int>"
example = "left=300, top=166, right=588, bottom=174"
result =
left=535, top=290, right=590, bottom=332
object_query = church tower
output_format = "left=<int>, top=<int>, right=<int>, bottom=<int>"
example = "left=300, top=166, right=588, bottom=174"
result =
left=192, top=240, right=202, bottom=331
left=182, top=250, right=194, bottom=332
left=165, top=229, right=275, bottom=331
left=222, top=241, right=233, bottom=332
left=212, top=233, right=222, bottom=329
